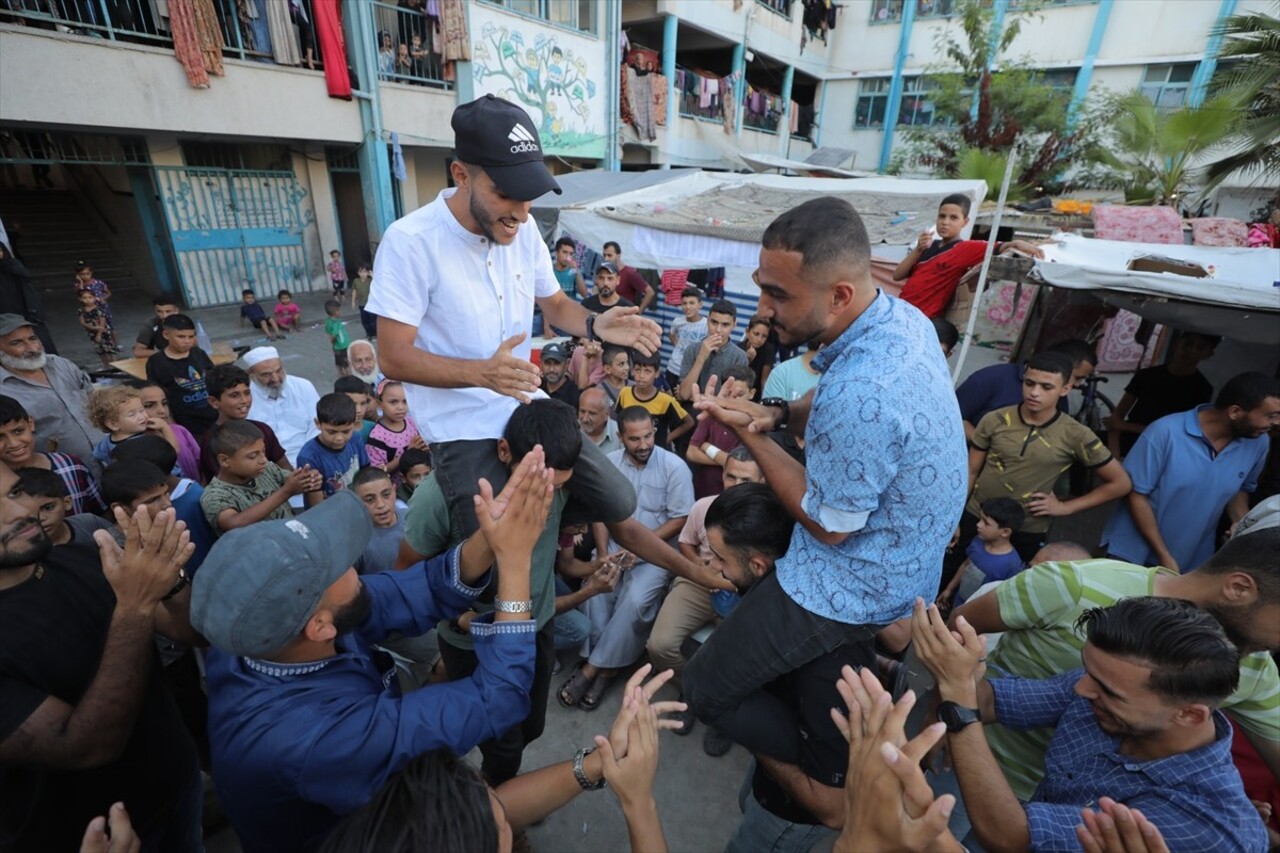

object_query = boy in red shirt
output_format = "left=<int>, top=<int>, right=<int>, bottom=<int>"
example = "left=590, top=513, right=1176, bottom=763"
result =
left=894, top=193, right=1043, bottom=318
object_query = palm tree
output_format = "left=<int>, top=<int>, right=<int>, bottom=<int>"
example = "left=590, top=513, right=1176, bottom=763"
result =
left=1201, top=4, right=1280, bottom=189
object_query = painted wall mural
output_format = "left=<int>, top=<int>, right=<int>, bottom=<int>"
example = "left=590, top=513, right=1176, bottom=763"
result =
left=469, top=5, right=606, bottom=160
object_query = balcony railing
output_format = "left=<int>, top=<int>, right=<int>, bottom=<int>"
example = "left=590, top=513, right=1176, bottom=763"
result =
left=743, top=87, right=784, bottom=134
left=370, top=0, right=450, bottom=88
left=675, top=66, right=727, bottom=122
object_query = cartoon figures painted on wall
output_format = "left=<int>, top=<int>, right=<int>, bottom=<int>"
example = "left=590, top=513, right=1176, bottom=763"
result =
left=472, top=16, right=603, bottom=158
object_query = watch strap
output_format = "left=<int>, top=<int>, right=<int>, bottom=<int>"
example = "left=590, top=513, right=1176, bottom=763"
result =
left=493, top=598, right=533, bottom=614
left=573, top=746, right=607, bottom=790
left=760, top=397, right=790, bottom=431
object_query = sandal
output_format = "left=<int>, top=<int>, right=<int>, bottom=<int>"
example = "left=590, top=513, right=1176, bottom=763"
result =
left=579, top=672, right=616, bottom=712
left=557, top=662, right=593, bottom=708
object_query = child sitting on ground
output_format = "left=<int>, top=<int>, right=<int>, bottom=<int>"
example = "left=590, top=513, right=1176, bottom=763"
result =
left=274, top=289, right=302, bottom=333
left=352, top=466, right=408, bottom=575
left=894, top=193, right=1044, bottom=319
left=296, top=392, right=369, bottom=506
left=936, top=496, right=1027, bottom=611
left=76, top=289, right=117, bottom=367
left=127, top=379, right=203, bottom=482
left=616, top=351, right=693, bottom=449
left=394, top=447, right=432, bottom=504
left=199, top=364, right=292, bottom=482
left=200, top=420, right=321, bottom=533
left=334, top=375, right=377, bottom=441
left=365, top=380, right=425, bottom=484
left=88, top=384, right=178, bottom=470
left=324, top=299, right=351, bottom=377
left=240, top=289, right=285, bottom=340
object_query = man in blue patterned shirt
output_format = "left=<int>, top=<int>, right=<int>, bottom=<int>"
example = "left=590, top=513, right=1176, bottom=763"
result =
left=684, top=197, right=967, bottom=756
left=913, top=595, right=1269, bottom=853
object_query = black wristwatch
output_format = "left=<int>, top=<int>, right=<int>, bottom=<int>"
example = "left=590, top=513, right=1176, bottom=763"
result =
left=760, top=397, right=790, bottom=431
left=161, top=567, right=189, bottom=602
left=584, top=311, right=601, bottom=342
left=937, top=700, right=982, bottom=733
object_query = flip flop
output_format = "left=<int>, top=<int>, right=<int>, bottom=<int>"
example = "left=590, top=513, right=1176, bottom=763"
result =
left=579, top=671, right=616, bottom=712
left=557, top=662, right=593, bottom=708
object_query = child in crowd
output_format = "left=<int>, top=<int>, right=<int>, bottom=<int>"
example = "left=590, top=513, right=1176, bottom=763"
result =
left=596, top=345, right=631, bottom=411
left=894, top=193, right=1044, bottom=319
left=571, top=337, right=606, bottom=389
left=350, top=263, right=377, bottom=339
left=736, top=315, right=775, bottom=401
left=936, top=496, right=1027, bottom=611
left=352, top=466, right=407, bottom=575
left=73, top=260, right=114, bottom=338
left=666, top=286, right=706, bottom=392
left=111, top=433, right=216, bottom=575
left=76, top=289, right=116, bottom=367
left=616, top=351, right=693, bottom=449
left=14, top=467, right=112, bottom=550
left=365, top=380, right=425, bottom=484
left=552, top=236, right=587, bottom=299
left=88, top=384, right=178, bottom=470
left=200, top=364, right=292, bottom=481
left=127, top=379, right=203, bottom=482
left=327, top=249, right=348, bottom=299
left=409, top=34, right=427, bottom=79
left=334, top=375, right=377, bottom=441
left=0, top=395, right=106, bottom=514
left=240, top=289, right=285, bottom=340
left=200, top=420, right=321, bottom=533
left=324, top=299, right=351, bottom=377
left=145, top=313, right=218, bottom=437
left=394, top=446, right=432, bottom=503
left=686, top=364, right=755, bottom=498
left=932, top=316, right=959, bottom=358
left=100, top=460, right=174, bottom=525
left=296, top=392, right=369, bottom=506
left=274, top=290, right=302, bottom=333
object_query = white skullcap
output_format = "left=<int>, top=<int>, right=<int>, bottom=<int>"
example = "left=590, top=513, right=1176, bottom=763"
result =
left=242, top=346, right=280, bottom=368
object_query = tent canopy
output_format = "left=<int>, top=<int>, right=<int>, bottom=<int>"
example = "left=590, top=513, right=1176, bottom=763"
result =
left=547, top=170, right=987, bottom=269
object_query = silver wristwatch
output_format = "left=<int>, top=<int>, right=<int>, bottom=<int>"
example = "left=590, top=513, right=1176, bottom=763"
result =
left=493, top=598, right=533, bottom=614
left=573, top=746, right=607, bottom=790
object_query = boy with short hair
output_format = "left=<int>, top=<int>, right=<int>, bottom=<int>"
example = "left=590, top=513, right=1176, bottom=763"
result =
left=334, top=375, right=377, bottom=441
left=667, top=286, right=707, bottom=392
left=616, top=351, right=694, bottom=449
left=677, top=299, right=748, bottom=401
left=145, top=313, right=218, bottom=437
left=200, top=420, right=321, bottom=533
left=395, top=446, right=432, bottom=503
left=936, top=496, right=1026, bottom=610
left=894, top=193, right=1044, bottom=319
left=351, top=465, right=407, bottom=575
left=552, top=236, right=587, bottom=299
left=99, top=460, right=173, bottom=523
left=15, top=466, right=113, bottom=547
left=240, top=289, right=285, bottom=340
left=296, top=392, right=369, bottom=506
left=324, top=299, right=351, bottom=377
left=199, top=363, right=291, bottom=482
left=596, top=345, right=631, bottom=411
left=112, top=433, right=216, bottom=575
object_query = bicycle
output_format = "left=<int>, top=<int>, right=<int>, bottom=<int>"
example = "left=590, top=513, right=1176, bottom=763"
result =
left=1068, top=373, right=1117, bottom=495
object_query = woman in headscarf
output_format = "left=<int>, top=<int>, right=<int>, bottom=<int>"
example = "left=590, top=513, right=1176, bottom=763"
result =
left=0, top=242, right=56, bottom=354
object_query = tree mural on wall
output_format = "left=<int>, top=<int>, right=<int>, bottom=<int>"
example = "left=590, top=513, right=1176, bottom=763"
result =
left=472, top=20, right=600, bottom=157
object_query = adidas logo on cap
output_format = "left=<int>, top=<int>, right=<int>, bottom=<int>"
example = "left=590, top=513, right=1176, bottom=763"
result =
left=508, top=123, right=540, bottom=154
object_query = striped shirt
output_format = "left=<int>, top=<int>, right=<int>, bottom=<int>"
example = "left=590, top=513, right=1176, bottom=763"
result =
left=986, top=558, right=1280, bottom=801
left=45, top=451, right=106, bottom=516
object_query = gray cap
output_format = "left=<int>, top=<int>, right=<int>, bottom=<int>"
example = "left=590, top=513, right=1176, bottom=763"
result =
left=0, top=314, right=35, bottom=336
left=596, top=262, right=619, bottom=276
left=541, top=342, right=568, bottom=363
left=191, top=490, right=373, bottom=658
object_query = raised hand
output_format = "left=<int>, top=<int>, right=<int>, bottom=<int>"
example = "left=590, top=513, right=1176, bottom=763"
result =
left=603, top=664, right=687, bottom=760
left=95, top=505, right=193, bottom=612
left=594, top=307, right=663, bottom=356
left=474, top=447, right=554, bottom=565
left=482, top=332, right=542, bottom=404
left=915, top=231, right=932, bottom=252
left=284, top=465, right=322, bottom=496
left=594, top=693, right=661, bottom=806
left=910, top=598, right=986, bottom=697
left=1077, top=798, right=1170, bottom=853
left=691, top=376, right=779, bottom=434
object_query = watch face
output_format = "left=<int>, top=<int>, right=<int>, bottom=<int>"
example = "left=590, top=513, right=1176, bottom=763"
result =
left=939, top=701, right=979, bottom=730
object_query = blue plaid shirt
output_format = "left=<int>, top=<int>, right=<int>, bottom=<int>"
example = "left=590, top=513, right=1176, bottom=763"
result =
left=776, top=293, right=967, bottom=624
left=992, top=669, right=1268, bottom=853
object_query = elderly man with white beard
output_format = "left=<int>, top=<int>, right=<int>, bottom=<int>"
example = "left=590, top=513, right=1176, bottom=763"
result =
left=346, top=339, right=384, bottom=388
left=243, top=346, right=320, bottom=464
left=0, top=314, right=103, bottom=474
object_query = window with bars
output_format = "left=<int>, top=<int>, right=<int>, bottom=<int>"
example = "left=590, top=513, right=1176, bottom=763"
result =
left=870, top=0, right=956, bottom=23
left=898, top=77, right=944, bottom=127
left=854, top=77, right=892, bottom=128
left=487, top=0, right=598, bottom=35
left=1139, top=63, right=1197, bottom=110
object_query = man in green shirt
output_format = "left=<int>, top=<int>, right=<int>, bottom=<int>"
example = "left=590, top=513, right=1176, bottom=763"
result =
left=952, top=526, right=1280, bottom=802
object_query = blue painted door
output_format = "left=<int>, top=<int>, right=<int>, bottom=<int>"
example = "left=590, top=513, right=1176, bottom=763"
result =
left=153, top=166, right=310, bottom=307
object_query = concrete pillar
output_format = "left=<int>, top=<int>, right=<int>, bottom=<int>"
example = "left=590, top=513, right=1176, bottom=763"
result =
left=345, top=0, right=396, bottom=238
left=1067, top=0, right=1114, bottom=128
left=1189, top=0, right=1238, bottom=107
left=661, top=14, right=679, bottom=168
left=777, top=64, right=794, bottom=154
left=303, top=145, right=340, bottom=265
left=878, top=0, right=916, bottom=172
left=731, top=42, right=745, bottom=137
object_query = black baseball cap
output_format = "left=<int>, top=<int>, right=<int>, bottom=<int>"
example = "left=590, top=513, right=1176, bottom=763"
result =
left=452, top=95, right=562, bottom=202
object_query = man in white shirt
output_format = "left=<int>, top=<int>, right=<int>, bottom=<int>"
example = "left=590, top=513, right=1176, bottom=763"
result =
left=368, top=95, right=663, bottom=544
left=243, top=346, right=320, bottom=464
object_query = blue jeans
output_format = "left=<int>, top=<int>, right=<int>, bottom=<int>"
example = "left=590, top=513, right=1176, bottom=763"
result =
left=684, top=572, right=878, bottom=751
left=554, top=575, right=591, bottom=652
left=725, top=763, right=838, bottom=853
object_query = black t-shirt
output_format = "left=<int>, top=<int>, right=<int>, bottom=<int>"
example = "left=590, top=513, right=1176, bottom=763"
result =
left=135, top=320, right=166, bottom=352
left=0, top=528, right=197, bottom=851
left=542, top=377, right=581, bottom=409
left=145, top=347, right=218, bottom=436
left=737, top=339, right=776, bottom=401
left=751, top=640, right=876, bottom=825
left=1121, top=365, right=1213, bottom=453
left=581, top=294, right=636, bottom=315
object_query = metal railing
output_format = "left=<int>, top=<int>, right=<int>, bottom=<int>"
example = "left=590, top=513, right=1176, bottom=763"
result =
left=370, top=0, right=450, bottom=88
left=755, top=0, right=791, bottom=20
left=743, top=89, right=783, bottom=134
left=676, top=66, right=727, bottom=122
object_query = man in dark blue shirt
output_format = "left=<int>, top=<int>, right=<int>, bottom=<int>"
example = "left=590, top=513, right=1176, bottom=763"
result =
left=191, top=452, right=554, bottom=853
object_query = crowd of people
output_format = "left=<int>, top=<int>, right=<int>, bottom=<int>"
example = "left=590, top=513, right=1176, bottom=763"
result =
left=2, top=94, right=1279, bottom=853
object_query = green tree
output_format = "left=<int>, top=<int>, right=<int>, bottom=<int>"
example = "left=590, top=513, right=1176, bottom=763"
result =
left=899, top=0, right=1097, bottom=193
left=1201, top=3, right=1280, bottom=190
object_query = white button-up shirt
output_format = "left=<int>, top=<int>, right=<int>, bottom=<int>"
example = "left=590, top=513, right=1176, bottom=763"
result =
left=249, top=374, right=320, bottom=463
left=367, top=189, right=559, bottom=443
